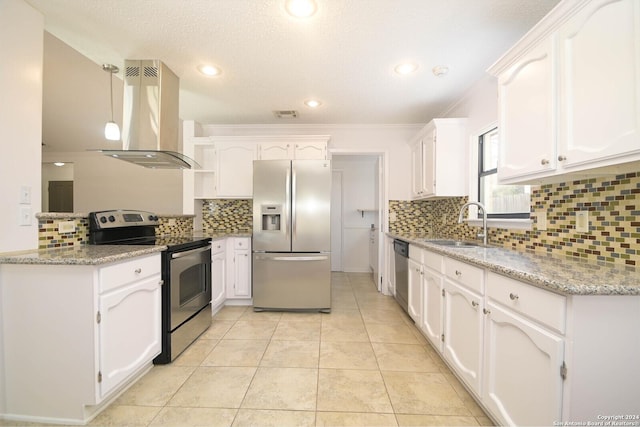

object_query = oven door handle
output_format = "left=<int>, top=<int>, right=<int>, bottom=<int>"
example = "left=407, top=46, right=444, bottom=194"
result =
left=171, top=244, right=212, bottom=259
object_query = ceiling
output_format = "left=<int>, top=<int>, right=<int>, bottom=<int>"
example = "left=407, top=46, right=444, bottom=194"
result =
left=29, top=0, right=560, bottom=151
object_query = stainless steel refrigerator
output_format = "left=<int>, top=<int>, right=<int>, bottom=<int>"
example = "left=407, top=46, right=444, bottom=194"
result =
left=252, top=159, right=331, bottom=312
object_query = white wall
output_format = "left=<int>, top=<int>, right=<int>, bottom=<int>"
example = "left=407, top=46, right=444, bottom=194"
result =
left=441, top=74, right=499, bottom=199
left=0, top=0, right=44, bottom=414
left=333, top=155, right=378, bottom=272
left=41, top=151, right=183, bottom=213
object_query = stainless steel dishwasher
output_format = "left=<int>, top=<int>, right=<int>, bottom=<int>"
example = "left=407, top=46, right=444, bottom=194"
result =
left=393, top=239, right=409, bottom=314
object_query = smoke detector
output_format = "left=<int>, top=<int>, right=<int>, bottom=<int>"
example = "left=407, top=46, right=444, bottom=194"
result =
left=273, top=110, right=299, bottom=119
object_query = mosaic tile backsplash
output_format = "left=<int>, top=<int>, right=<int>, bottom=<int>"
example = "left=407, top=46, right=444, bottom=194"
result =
left=389, top=172, right=639, bottom=266
left=202, top=199, right=253, bottom=233
left=38, top=214, right=195, bottom=249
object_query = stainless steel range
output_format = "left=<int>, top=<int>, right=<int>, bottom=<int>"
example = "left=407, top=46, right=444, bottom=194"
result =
left=89, top=209, right=212, bottom=364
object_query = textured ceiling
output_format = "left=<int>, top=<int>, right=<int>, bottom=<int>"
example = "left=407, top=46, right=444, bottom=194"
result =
left=29, top=0, right=560, bottom=136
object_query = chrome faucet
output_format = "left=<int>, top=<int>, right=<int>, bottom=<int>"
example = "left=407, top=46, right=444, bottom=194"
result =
left=458, top=201, right=488, bottom=246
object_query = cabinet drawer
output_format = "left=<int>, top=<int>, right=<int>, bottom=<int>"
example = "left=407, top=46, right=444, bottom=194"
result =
left=444, top=257, right=483, bottom=294
left=232, top=238, right=250, bottom=250
left=211, top=239, right=225, bottom=254
left=409, top=245, right=423, bottom=263
left=423, top=250, right=443, bottom=273
left=487, top=272, right=566, bottom=334
left=99, top=254, right=161, bottom=293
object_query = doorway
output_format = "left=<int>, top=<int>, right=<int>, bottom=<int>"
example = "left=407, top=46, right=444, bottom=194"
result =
left=330, top=151, right=386, bottom=291
left=48, top=181, right=74, bottom=212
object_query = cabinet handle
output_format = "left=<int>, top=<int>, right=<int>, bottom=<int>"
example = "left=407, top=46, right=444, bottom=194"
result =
left=483, top=308, right=491, bottom=315
left=540, top=158, right=550, bottom=165
left=134, top=268, right=142, bottom=274
left=471, top=301, right=479, bottom=308
left=509, top=292, right=519, bottom=301
left=558, top=155, right=567, bottom=161
left=158, top=280, right=164, bottom=286
left=455, top=270, right=462, bottom=277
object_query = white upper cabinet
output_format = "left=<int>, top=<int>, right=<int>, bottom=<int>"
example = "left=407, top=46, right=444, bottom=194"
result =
left=257, top=136, right=330, bottom=160
left=489, top=0, right=640, bottom=184
left=410, top=118, right=467, bottom=199
left=557, top=0, right=640, bottom=169
left=214, top=141, right=258, bottom=198
left=497, top=36, right=557, bottom=181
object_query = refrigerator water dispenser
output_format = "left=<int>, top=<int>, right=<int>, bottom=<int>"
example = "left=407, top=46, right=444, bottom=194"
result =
left=261, top=204, right=282, bottom=231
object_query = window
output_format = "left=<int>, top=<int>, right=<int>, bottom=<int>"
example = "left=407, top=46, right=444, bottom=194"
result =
left=478, top=127, right=530, bottom=219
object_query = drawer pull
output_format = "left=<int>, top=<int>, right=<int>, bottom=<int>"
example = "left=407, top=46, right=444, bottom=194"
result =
left=541, top=158, right=550, bottom=165
left=558, top=155, right=567, bottom=162
left=471, top=301, right=479, bottom=308
left=134, top=268, right=142, bottom=274
left=455, top=270, right=462, bottom=277
left=509, top=293, right=519, bottom=301
left=483, top=308, right=491, bottom=315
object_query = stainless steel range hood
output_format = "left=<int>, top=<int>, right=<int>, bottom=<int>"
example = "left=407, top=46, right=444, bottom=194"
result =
left=101, top=59, right=198, bottom=169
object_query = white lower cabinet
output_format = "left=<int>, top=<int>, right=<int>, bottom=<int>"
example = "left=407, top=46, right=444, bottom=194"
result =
left=420, top=263, right=444, bottom=352
left=0, top=254, right=162, bottom=423
left=226, top=237, right=252, bottom=300
left=211, top=239, right=226, bottom=312
left=414, top=249, right=640, bottom=426
left=407, top=257, right=423, bottom=323
left=443, top=279, right=484, bottom=396
left=482, top=300, right=564, bottom=426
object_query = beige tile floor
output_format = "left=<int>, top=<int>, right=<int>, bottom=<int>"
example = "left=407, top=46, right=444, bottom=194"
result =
left=2, top=273, right=495, bottom=427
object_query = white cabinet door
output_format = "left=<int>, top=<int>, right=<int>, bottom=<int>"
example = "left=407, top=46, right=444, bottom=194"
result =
left=407, top=258, right=422, bottom=323
left=558, top=0, right=640, bottom=169
left=410, top=139, right=424, bottom=198
left=443, top=279, right=484, bottom=395
left=233, top=249, right=251, bottom=298
left=483, top=301, right=564, bottom=427
left=497, top=36, right=556, bottom=182
left=259, top=142, right=293, bottom=160
left=211, top=240, right=226, bottom=310
left=227, top=238, right=252, bottom=299
left=420, top=134, right=436, bottom=197
left=420, top=266, right=443, bottom=352
left=98, top=275, right=162, bottom=398
left=294, top=141, right=326, bottom=159
left=215, top=142, right=257, bottom=197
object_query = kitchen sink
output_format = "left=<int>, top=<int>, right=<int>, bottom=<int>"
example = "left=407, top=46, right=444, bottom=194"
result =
left=425, top=239, right=484, bottom=248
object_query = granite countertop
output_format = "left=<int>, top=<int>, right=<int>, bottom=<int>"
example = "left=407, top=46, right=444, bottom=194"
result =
left=0, top=231, right=252, bottom=266
left=388, top=232, right=640, bottom=296
left=0, top=245, right=166, bottom=266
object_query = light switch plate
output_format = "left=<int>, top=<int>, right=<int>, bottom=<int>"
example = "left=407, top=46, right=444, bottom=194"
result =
left=20, top=186, right=31, bottom=204
left=575, top=211, right=589, bottom=233
left=389, top=212, right=397, bottom=222
left=19, top=206, right=32, bottom=226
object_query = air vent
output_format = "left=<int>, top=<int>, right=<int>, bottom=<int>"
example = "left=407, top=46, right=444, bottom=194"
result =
left=125, top=66, right=140, bottom=77
left=273, top=110, right=298, bottom=119
left=144, top=66, right=158, bottom=78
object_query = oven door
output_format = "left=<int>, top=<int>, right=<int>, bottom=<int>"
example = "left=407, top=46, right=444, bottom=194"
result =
left=169, top=244, right=212, bottom=331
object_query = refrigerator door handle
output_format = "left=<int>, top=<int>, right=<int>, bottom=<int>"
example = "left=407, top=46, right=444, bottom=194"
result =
left=291, top=166, right=297, bottom=240
left=271, top=256, right=329, bottom=262
left=285, top=164, right=291, bottom=242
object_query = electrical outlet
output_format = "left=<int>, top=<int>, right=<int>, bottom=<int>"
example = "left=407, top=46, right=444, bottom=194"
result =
left=575, top=211, right=589, bottom=233
left=535, top=213, right=547, bottom=231
left=389, top=212, right=397, bottom=222
left=58, top=221, right=76, bottom=233
left=442, top=214, right=447, bottom=225
left=168, top=218, right=177, bottom=226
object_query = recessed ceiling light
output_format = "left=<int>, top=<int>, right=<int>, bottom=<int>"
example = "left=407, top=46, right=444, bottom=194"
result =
left=285, top=0, right=317, bottom=18
left=53, top=162, right=65, bottom=167
left=432, top=65, right=449, bottom=77
left=305, top=99, right=322, bottom=108
left=197, top=64, right=221, bottom=77
left=394, top=62, right=419, bottom=75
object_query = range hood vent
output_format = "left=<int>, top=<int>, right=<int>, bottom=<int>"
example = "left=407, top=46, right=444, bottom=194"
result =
left=100, top=60, right=198, bottom=169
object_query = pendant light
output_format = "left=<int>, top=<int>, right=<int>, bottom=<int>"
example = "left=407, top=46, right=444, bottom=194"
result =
left=102, top=64, right=120, bottom=141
